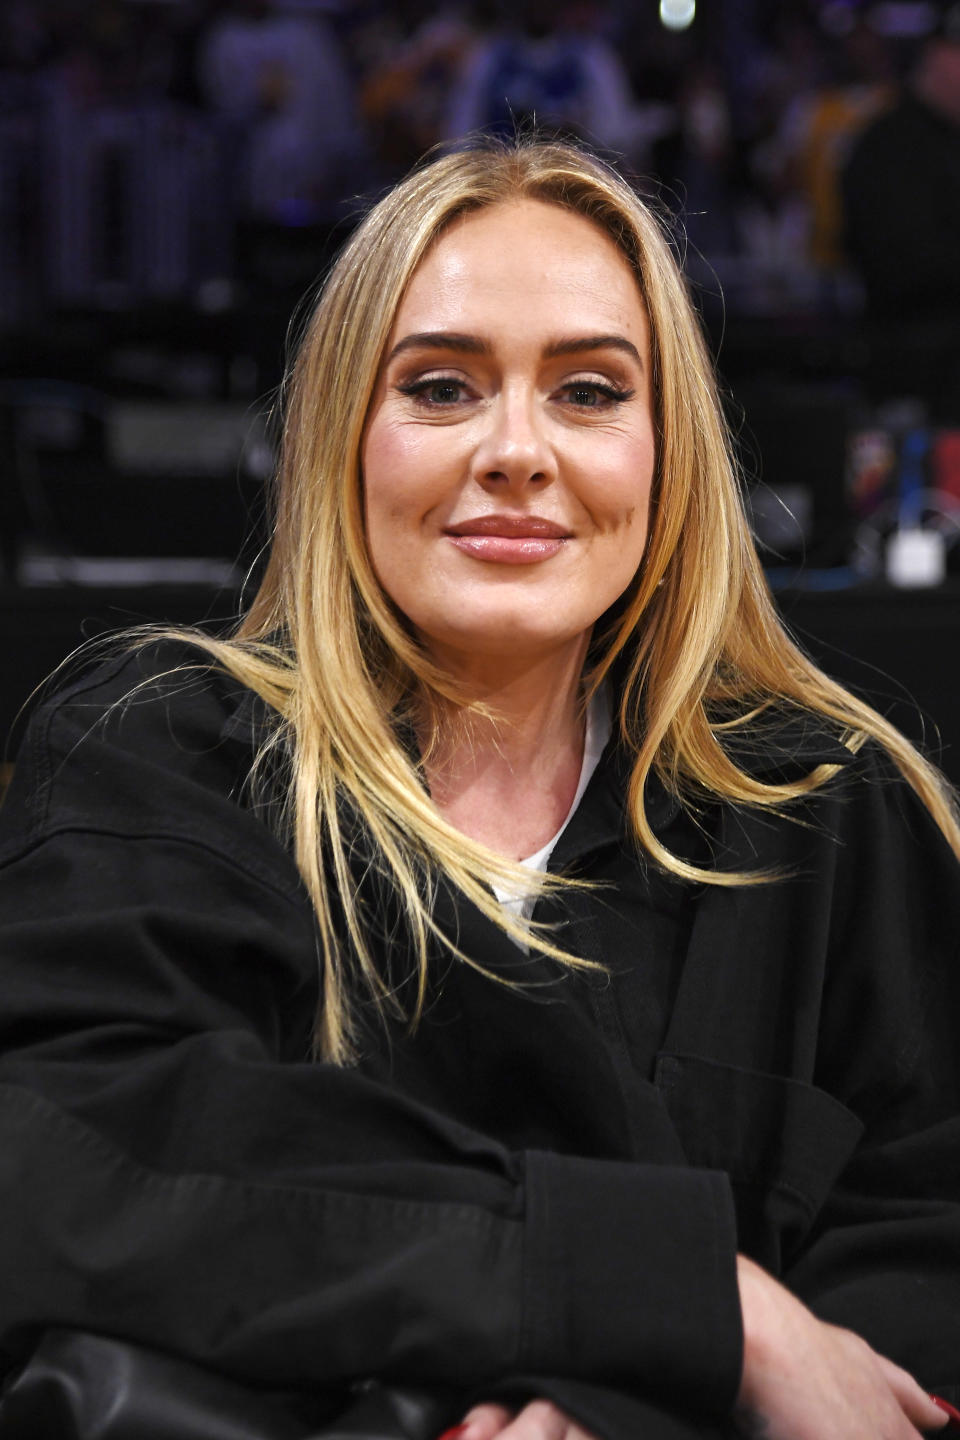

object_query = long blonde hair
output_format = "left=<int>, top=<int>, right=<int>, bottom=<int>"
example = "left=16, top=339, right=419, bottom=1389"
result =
left=168, top=138, right=959, bottom=1063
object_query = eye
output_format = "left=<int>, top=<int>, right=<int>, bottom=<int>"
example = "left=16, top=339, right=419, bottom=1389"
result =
left=559, top=380, right=636, bottom=410
left=397, top=376, right=469, bottom=407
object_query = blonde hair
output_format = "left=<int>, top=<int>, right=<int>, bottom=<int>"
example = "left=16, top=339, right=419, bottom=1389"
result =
left=166, top=137, right=959, bottom=1063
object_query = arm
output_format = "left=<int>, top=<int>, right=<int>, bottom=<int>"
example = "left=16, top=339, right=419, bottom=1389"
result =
left=735, top=1255, right=949, bottom=1439
left=436, top=743, right=960, bottom=1440
left=732, top=750, right=960, bottom=1435
left=0, top=662, right=742, bottom=1412
left=437, top=1257, right=951, bottom=1440
left=785, top=757, right=960, bottom=1391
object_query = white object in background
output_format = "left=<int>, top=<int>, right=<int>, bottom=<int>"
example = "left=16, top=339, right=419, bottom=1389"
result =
left=886, top=527, right=947, bottom=587
left=661, top=0, right=696, bottom=30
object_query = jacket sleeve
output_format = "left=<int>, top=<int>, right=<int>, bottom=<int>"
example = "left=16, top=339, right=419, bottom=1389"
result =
left=783, top=754, right=960, bottom=1400
left=0, top=670, right=742, bottom=1412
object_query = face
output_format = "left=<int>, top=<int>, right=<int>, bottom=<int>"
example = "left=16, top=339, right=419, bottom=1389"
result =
left=361, top=199, right=657, bottom=673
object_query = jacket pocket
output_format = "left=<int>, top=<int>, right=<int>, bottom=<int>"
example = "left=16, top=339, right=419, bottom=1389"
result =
left=653, top=1052, right=864, bottom=1272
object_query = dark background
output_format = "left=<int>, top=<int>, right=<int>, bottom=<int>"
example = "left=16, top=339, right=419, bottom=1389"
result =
left=1, top=0, right=959, bottom=781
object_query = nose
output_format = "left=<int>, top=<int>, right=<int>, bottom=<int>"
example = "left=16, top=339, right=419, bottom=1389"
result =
left=470, top=388, right=556, bottom=490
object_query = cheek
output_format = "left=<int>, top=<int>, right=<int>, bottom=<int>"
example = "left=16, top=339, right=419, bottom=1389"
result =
left=584, top=431, right=655, bottom=536
left=362, top=421, right=443, bottom=612
left=361, top=430, right=396, bottom=584
left=362, top=424, right=399, bottom=514
left=363, top=420, right=451, bottom=532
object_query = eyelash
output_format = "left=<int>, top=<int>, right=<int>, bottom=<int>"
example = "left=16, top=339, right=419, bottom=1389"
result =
left=398, top=377, right=469, bottom=407
left=397, top=376, right=636, bottom=410
left=562, top=380, right=635, bottom=409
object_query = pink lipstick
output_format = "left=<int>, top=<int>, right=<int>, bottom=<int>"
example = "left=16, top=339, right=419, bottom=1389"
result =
left=444, top=514, right=570, bottom=564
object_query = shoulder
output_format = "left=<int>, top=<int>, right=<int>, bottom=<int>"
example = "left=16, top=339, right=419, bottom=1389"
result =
left=21, top=635, right=255, bottom=777
left=714, top=703, right=858, bottom=785
left=702, top=704, right=958, bottom=881
left=0, top=637, right=287, bottom=882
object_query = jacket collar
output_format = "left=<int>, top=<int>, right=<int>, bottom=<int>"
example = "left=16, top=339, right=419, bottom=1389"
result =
left=219, top=684, right=857, bottom=857
left=550, top=707, right=858, bottom=868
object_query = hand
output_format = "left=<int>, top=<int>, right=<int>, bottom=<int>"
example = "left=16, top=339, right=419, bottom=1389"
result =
left=736, top=1254, right=949, bottom=1439
left=439, top=1399, right=599, bottom=1440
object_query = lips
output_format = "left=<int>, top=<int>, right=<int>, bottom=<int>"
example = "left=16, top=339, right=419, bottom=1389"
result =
left=444, top=514, right=571, bottom=539
left=443, top=515, right=571, bottom=565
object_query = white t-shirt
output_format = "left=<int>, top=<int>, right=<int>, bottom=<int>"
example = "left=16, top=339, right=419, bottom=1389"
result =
left=491, top=687, right=613, bottom=940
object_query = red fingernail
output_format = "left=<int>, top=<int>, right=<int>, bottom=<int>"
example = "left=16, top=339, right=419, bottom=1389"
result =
left=436, top=1429, right=469, bottom=1440
left=931, top=1396, right=960, bottom=1430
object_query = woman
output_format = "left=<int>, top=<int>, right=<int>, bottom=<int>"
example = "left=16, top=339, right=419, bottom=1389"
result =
left=0, top=139, right=959, bottom=1440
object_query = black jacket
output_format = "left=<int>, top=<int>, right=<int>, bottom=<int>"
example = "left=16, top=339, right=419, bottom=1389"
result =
left=0, top=644, right=959, bottom=1438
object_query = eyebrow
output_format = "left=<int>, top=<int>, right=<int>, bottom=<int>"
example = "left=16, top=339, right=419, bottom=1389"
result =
left=386, top=331, right=643, bottom=369
left=543, top=334, right=643, bottom=368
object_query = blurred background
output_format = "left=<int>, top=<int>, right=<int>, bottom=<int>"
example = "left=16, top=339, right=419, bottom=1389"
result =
left=1, top=0, right=959, bottom=780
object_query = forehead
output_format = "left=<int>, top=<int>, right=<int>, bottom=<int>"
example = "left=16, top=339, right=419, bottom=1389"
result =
left=390, top=199, right=648, bottom=342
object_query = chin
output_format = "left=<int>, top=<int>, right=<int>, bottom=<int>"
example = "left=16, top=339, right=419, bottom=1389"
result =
left=420, top=619, right=591, bottom=664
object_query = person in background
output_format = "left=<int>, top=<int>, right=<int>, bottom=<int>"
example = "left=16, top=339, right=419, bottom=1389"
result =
left=198, top=0, right=364, bottom=224
left=360, top=0, right=488, bottom=179
left=445, top=0, right=646, bottom=164
left=774, top=15, right=894, bottom=278
left=842, top=4, right=960, bottom=419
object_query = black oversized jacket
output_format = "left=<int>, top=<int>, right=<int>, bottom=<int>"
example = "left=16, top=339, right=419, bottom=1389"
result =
left=0, top=644, right=959, bottom=1438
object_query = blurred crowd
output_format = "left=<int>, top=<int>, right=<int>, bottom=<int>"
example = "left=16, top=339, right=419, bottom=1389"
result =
left=1, top=0, right=959, bottom=417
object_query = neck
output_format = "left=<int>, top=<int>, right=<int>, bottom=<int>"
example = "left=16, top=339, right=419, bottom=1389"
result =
left=418, top=637, right=590, bottom=859
left=424, top=636, right=589, bottom=758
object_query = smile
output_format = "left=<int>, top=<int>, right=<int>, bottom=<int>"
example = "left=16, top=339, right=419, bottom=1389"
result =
left=443, top=514, right=571, bottom=564
left=446, top=534, right=567, bottom=563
